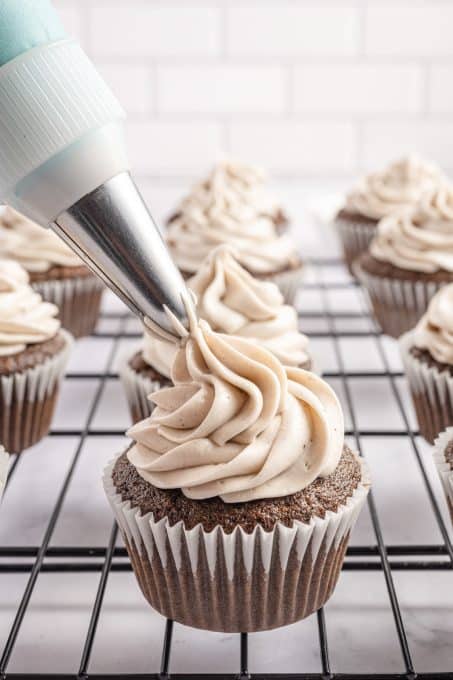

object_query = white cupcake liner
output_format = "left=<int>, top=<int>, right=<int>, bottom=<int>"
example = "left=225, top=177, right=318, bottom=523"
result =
left=103, top=452, right=370, bottom=632
left=264, top=263, right=304, bottom=306
left=335, top=215, right=377, bottom=274
left=118, top=345, right=170, bottom=423
left=433, top=428, right=453, bottom=524
left=400, top=331, right=453, bottom=443
left=32, top=273, right=104, bottom=338
left=0, top=329, right=73, bottom=454
left=0, top=447, right=9, bottom=500
left=355, top=261, right=445, bottom=338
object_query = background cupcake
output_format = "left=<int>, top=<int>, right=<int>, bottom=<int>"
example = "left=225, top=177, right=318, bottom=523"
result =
left=433, top=428, right=453, bottom=525
left=106, top=306, right=370, bottom=633
left=400, top=284, right=453, bottom=443
left=0, top=207, right=104, bottom=338
left=120, top=245, right=312, bottom=422
left=336, top=156, right=443, bottom=273
left=0, top=259, right=72, bottom=454
left=355, top=183, right=453, bottom=338
left=165, top=159, right=303, bottom=303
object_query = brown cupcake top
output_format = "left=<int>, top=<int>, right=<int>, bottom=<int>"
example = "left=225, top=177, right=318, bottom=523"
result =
left=112, top=445, right=363, bottom=534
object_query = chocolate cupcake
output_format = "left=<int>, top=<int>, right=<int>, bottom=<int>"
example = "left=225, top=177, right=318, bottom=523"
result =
left=336, top=156, right=442, bottom=274
left=400, top=284, right=453, bottom=443
left=120, top=246, right=313, bottom=423
left=0, top=259, right=72, bottom=454
left=433, top=428, right=453, bottom=525
left=105, top=303, right=370, bottom=633
left=355, top=183, right=453, bottom=338
left=0, top=207, right=104, bottom=338
left=165, top=159, right=303, bottom=304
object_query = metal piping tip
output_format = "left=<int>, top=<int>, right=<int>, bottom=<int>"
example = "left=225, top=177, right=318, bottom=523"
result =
left=52, top=172, right=189, bottom=339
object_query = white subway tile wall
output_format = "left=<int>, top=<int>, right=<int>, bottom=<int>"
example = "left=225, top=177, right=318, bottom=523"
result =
left=53, top=1, right=453, bottom=185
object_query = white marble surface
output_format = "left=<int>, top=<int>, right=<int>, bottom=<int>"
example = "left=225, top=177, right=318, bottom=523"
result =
left=1, top=190, right=453, bottom=676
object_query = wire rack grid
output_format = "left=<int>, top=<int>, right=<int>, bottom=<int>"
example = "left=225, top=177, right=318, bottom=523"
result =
left=0, top=258, right=452, bottom=680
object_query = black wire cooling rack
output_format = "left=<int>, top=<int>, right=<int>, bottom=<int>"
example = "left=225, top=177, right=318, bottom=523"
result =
left=1, top=258, right=452, bottom=680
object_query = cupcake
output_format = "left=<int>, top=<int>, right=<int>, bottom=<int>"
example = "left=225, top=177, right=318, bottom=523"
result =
left=354, top=182, right=453, bottom=338
left=120, top=246, right=312, bottom=423
left=433, top=428, right=453, bottom=525
left=400, top=284, right=453, bottom=443
left=336, top=156, right=442, bottom=273
left=165, top=160, right=303, bottom=303
left=0, top=259, right=72, bottom=454
left=105, top=302, right=370, bottom=633
left=0, top=206, right=104, bottom=338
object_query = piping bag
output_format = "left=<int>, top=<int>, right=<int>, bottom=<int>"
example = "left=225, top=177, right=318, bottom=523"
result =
left=0, top=0, right=189, bottom=340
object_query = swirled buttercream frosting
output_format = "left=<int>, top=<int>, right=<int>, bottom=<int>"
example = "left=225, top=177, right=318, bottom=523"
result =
left=128, top=303, right=343, bottom=503
left=0, top=207, right=81, bottom=273
left=345, top=156, right=443, bottom=220
left=143, top=247, right=310, bottom=377
left=0, top=259, right=60, bottom=357
left=165, top=160, right=297, bottom=275
left=412, top=283, right=453, bottom=364
left=369, top=184, right=453, bottom=273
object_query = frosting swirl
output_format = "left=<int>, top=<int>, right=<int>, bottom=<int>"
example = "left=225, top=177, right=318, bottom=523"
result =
left=165, top=160, right=297, bottom=275
left=369, top=185, right=453, bottom=273
left=412, top=283, right=453, bottom=364
left=128, top=307, right=343, bottom=503
left=0, top=207, right=81, bottom=273
left=0, top=259, right=60, bottom=356
left=143, top=247, right=310, bottom=377
left=346, top=155, right=443, bottom=220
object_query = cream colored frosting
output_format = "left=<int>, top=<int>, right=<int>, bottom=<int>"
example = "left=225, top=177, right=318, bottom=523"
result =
left=0, top=446, right=8, bottom=500
left=0, top=207, right=81, bottom=273
left=346, top=155, right=443, bottom=220
left=370, top=188, right=453, bottom=273
left=143, top=247, right=310, bottom=377
left=0, top=259, right=60, bottom=357
left=165, top=160, right=297, bottom=275
left=128, top=304, right=343, bottom=503
left=412, top=283, right=453, bottom=364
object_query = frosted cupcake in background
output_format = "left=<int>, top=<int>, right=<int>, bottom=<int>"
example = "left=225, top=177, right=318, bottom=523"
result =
left=336, top=156, right=443, bottom=273
left=120, top=246, right=312, bottom=422
left=165, top=159, right=303, bottom=303
left=0, top=207, right=104, bottom=338
left=105, top=303, right=370, bottom=633
left=400, top=284, right=453, bottom=443
left=0, top=259, right=72, bottom=454
left=354, top=182, right=453, bottom=338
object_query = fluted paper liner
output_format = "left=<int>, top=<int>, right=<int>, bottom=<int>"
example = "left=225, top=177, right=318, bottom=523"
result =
left=118, top=346, right=170, bottom=423
left=400, top=331, right=453, bottom=443
left=104, top=453, right=370, bottom=632
left=0, top=330, right=72, bottom=454
left=335, top=215, right=376, bottom=275
left=355, top=262, right=443, bottom=338
left=32, top=274, right=104, bottom=338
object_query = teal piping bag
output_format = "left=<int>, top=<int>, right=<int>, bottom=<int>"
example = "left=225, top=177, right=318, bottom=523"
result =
left=0, top=0, right=188, bottom=338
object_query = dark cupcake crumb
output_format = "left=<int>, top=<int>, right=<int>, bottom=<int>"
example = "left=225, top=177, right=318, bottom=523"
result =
left=28, top=264, right=93, bottom=284
left=358, top=252, right=453, bottom=283
left=445, top=440, right=453, bottom=470
left=0, top=332, right=67, bottom=376
left=112, top=445, right=363, bottom=534
left=410, top=346, right=453, bottom=377
left=336, top=208, right=378, bottom=226
left=128, top=350, right=171, bottom=384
